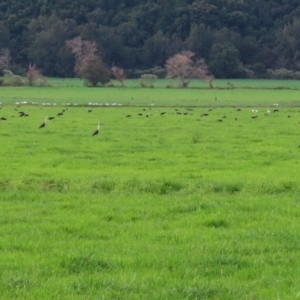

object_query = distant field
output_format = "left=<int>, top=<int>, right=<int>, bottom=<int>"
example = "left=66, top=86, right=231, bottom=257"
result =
left=47, top=78, right=300, bottom=89
left=1, top=85, right=300, bottom=299
left=1, top=78, right=300, bottom=107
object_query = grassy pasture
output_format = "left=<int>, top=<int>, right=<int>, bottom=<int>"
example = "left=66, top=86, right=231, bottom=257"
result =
left=1, top=83, right=300, bottom=299
left=1, top=78, right=300, bottom=107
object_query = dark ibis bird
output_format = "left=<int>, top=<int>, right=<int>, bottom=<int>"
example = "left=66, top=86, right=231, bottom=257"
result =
left=0, top=117, right=7, bottom=120
left=126, top=115, right=131, bottom=118
left=92, top=122, right=101, bottom=136
left=39, top=116, right=48, bottom=128
left=160, top=112, right=166, bottom=115
left=48, top=117, right=55, bottom=120
left=57, top=112, right=64, bottom=116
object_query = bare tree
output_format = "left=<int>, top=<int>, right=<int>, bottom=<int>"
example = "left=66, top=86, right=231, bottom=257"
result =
left=0, top=48, right=11, bottom=71
left=26, top=63, right=42, bottom=86
left=166, top=51, right=213, bottom=88
left=194, top=58, right=214, bottom=88
left=111, top=66, right=126, bottom=86
left=22, top=63, right=49, bottom=86
left=66, top=37, right=98, bottom=74
left=165, top=51, right=194, bottom=88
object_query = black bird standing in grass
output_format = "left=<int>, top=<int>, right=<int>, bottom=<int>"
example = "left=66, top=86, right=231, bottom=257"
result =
left=39, top=116, right=47, bottom=128
left=92, top=122, right=101, bottom=136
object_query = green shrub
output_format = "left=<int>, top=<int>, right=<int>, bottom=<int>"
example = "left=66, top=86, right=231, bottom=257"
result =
left=139, top=74, right=157, bottom=88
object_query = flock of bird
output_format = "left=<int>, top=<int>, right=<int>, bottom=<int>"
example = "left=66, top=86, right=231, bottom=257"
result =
left=0, top=105, right=102, bottom=136
left=38, top=110, right=101, bottom=136
left=0, top=103, right=298, bottom=140
left=121, top=104, right=287, bottom=124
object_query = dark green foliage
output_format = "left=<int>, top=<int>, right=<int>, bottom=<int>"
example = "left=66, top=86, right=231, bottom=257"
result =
left=27, top=14, right=76, bottom=77
left=1, top=0, right=300, bottom=78
left=209, top=43, right=246, bottom=78
left=78, top=56, right=111, bottom=86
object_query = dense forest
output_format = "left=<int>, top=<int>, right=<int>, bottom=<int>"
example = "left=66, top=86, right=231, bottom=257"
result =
left=1, top=0, right=300, bottom=78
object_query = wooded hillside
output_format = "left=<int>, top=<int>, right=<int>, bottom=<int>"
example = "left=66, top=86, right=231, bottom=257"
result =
left=1, top=0, right=300, bottom=78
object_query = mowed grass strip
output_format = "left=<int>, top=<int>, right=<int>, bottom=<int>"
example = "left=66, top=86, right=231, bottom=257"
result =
left=1, top=103, right=300, bottom=299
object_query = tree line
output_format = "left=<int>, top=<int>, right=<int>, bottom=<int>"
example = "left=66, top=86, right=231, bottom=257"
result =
left=1, top=0, right=300, bottom=79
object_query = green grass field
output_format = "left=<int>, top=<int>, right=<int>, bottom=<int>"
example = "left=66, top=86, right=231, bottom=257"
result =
left=1, top=81, right=300, bottom=299
left=1, top=78, right=300, bottom=107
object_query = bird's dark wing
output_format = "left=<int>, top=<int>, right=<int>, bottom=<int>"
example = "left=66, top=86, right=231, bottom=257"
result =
left=92, top=129, right=99, bottom=136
